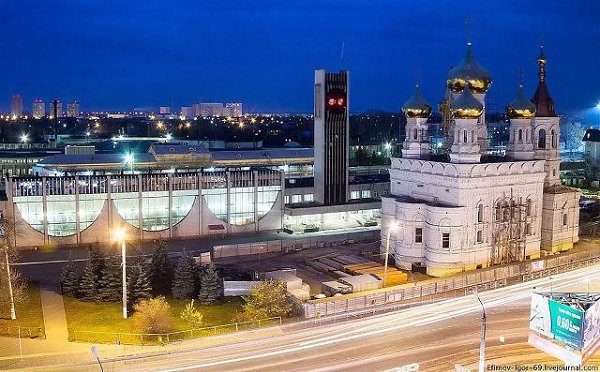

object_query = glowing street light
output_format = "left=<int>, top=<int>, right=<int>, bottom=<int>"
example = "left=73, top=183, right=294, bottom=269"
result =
left=124, top=153, right=134, bottom=173
left=20, top=133, right=29, bottom=144
left=165, top=133, right=172, bottom=141
left=113, top=228, right=128, bottom=319
left=383, top=223, right=398, bottom=287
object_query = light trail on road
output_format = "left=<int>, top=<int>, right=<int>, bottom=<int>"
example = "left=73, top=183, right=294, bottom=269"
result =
left=100, top=264, right=600, bottom=372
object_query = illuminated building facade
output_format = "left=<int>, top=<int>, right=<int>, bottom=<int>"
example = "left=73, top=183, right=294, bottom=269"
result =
left=11, top=95, right=23, bottom=117
left=6, top=170, right=284, bottom=247
left=225, top=103, right=243, bottom=117
left=381, top=43, right=580, bottom=277
left=180, top=106, right=192, bottom=120
left=66, top=101, right=80, bottom=118
left=314, top=69, right=349, bottom=205
left=33, top=99, right=45, bottom=119
left=48, top=100, right=63, bottom=119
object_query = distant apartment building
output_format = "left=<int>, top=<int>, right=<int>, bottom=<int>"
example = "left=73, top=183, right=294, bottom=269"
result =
left=199, top=103, right=224, bottom=117
left=180, top=106, right=192, bottom=119
left=66, top=101, right=80, bottom=118
left=159, top=106, right=171, bottom=114
left=48, top=100, right=63, bottom=119
left=11, top=95, right=23, bottom=117
left=583, top=129, right=600, bottom=188
left=225, top=102, right=243, bottom=117
left=32, top=99, right=45, bottom=119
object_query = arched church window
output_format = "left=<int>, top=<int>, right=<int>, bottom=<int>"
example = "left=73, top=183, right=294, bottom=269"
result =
left=551, top=130, right=556, bottom=148
left=413, top=128, right=418, bottom=140
left=495, top=201, right=502, bottom=221
left=518, top=129, right=523, bottom=143
left=463, top=130, right=468, bottom=143
left=538, top=129, right=546, bottom=149
left=477, top=204, right=484, bottom=223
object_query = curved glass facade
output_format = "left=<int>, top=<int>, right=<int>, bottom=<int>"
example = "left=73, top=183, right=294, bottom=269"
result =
left=11, top=170, right=282, bottom=237
left=14, top=196, right=45, bottom=234
left=201, top=170, right=281, bottom=226
left=113, top=191, right=196, bottom=232
left=78, top=194, right=105, bottom=231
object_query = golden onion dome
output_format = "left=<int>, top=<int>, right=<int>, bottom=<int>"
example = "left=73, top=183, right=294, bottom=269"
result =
left=451, top=85, right=483, bottom=119
left=506, top=85, right=536, bottom=119
left=446, top=44, right=492, bottom=94
left=401, top=84, right=432, bottom=118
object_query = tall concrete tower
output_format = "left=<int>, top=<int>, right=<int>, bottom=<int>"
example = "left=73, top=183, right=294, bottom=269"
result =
left=313, top=69, right=349, bottom=205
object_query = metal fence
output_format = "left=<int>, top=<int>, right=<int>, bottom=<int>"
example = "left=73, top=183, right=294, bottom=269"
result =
left=213, top=230, right=380, bottom=258
left=300, top=246, right=600, bottom=319
left=68, top=317, right=282, bottom=345
left=0, top=324, right=45, bottom=339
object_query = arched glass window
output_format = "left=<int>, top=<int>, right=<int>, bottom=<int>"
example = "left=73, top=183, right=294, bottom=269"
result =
left=477, top=204, right=484, bottom=223
left=551, top=130, right=556, bottom=148
left=538, top=129, right=546, bottom=149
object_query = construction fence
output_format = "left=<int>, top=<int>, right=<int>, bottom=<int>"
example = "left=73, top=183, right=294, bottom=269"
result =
left=300, top=246, right=600, bottom=319
left=213, top=230, right=380, bottom=259
left=68, top=317, right=283, bottom=345
left=0, top=324, right=45, bottom=339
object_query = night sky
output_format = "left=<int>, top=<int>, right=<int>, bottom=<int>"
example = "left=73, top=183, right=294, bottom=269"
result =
left=1, top=1, right=599, bottom=117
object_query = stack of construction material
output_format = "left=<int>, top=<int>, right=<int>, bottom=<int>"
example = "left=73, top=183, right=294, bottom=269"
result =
left=264, top=270, right=311, bottom=300
left=322, top=281, right=352, bottom=296
left=339, top=274, right=382, bottom=292
left=289, top=283, right=311, bottom=300
left=338, top=256, right=408, bottom=286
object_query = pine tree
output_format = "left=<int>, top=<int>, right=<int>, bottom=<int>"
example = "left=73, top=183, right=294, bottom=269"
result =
left=60, top=256, right=79, bottom=297
left=171, top=251, right=196, bottom=299
left=199, top=263, right=221, bottom=305
left=98, top=257, right=122, bottom=302
left=78, top=259, right=98, bottom=302
left=88, top=243, right=106, bottom=282
left=128, top=256, right=152, bottom=305
left=151, top=239, right=173, bottom=295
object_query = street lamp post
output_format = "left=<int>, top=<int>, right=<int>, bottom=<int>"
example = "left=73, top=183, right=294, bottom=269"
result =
left=114, top=229, right=128, bottom=319
left=476, top=293, right=486, bottom=372
left=585, top=277, right=590, bottom=295
left=4, top=247, right=16, bottom=320
left=383, top=230, right=391, bottom=287
left=382, top=224, right=400, bottom=288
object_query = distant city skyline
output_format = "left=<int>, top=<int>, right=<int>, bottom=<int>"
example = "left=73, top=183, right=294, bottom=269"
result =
left=0, top=1, right=598, bottom=117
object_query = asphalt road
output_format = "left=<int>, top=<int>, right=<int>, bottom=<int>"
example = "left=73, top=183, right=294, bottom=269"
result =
left=56, top=264, right=600, bottom=372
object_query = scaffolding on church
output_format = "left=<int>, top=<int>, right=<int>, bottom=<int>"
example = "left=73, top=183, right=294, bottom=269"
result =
left=490, top=191, right=531, bottom=265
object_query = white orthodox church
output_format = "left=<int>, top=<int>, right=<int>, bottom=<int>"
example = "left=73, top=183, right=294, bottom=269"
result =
left=381, top=42, right=580, bottom=277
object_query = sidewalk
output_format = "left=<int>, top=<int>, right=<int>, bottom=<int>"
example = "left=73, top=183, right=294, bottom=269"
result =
left=39, top=287, right=69, bottom=342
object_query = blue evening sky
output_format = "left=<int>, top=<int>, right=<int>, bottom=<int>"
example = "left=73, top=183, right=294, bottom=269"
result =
left=0, top=1, right=598, bottom=116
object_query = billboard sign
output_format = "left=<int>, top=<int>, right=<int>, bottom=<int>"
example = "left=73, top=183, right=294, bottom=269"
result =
left=530, top=293, right=584, bottom=351
left=583, top=297, right=600, bottom=362
left=548, top=298, right=584, bottom=350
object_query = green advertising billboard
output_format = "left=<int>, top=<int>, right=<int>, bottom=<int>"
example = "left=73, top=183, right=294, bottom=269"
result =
left=548, top=298, right=584, bottom=350
left=530, top=293, right=584, bottom=351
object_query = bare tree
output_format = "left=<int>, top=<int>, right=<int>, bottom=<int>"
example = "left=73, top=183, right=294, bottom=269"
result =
left=0, top=215, right=28, bottom=318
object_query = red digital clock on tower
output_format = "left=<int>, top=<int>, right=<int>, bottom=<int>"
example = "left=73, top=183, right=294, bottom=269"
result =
left=326, top=89, right=347, bottom=112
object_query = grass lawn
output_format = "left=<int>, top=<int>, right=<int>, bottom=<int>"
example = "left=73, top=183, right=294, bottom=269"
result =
left=0, top=282, right=45, bottom=338
left=63, top=296, right=245, bottom=342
